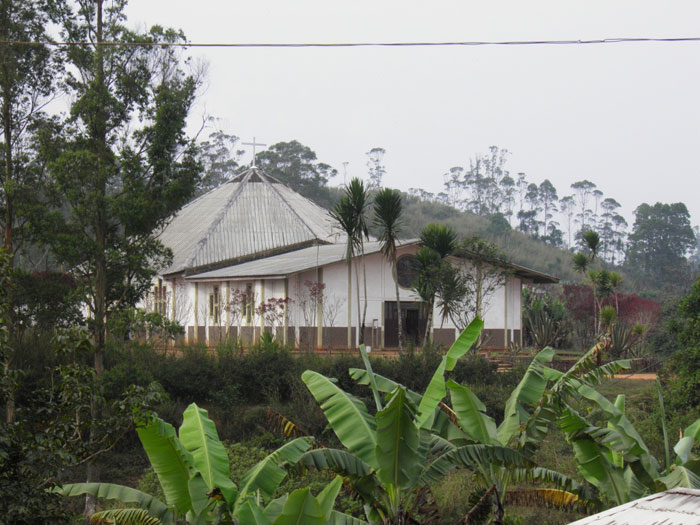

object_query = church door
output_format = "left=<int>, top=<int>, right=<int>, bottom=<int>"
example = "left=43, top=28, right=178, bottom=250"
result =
left=384, top=301, right=426, bottom=348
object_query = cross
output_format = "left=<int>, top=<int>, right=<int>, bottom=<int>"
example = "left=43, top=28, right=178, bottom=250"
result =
left=242, top=137, right=267, bottom=167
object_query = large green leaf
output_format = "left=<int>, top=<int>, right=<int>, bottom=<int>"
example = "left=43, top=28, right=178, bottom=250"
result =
left=358, top=344, right=383, bottom=412
left=348, top=368, right=421, bottom=405
left=91, top=508, right=164, bottom=525
left=136, top=418, right=195, bottom=514
left=299, top=448, right=373, bottom=479
left=416, top=318, right=484, bottom=427
left=237, top=499, right=273, bottom=524
left=272, top=488, right=325, bottom=525
left=445, top=317, right=484, bottom=370
left=302, top=370, right=377, bottom=466
left=420, top=444, right=532, bottom=484
left=317, top=476, right=343, bottom=520
left=57, top=483, right=172, bottom=524
left=446, top=380, right=497, bottom=444
left=238, top=437, right=312, bottom=505
left=577, top=384, right=650, bottom=457
left=657, top=465, right=700, bottom=490
left=179, top=403, right=237, bottom=505
left=497, top=347, right=555, bottom=446
left=674, top=419, right=700, bottom=465
left=263, top=495, right=288, bottom=522
left=375, top=387, right=423, bottom=489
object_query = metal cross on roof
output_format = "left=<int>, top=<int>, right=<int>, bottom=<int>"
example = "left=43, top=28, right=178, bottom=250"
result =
left=242, top=137, right=267, bottom=167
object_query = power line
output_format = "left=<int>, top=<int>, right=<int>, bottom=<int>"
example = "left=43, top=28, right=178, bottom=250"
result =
left=3, top=36, right=700, bottom=49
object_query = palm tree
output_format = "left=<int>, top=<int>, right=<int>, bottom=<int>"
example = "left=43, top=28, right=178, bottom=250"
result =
left=330, top=196, right=356, bottom=348
left=345, top=178, right=370, bottom=345
left=373, top=187, right=405, bottom=354
left=417, top=224, right=457, bottom=346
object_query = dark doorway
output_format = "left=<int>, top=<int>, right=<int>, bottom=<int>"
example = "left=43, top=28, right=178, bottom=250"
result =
left=384, top=301, right=427, bottom=348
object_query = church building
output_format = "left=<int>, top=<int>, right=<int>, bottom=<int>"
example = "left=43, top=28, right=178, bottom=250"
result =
left=149, top=164, right=557, bottom=350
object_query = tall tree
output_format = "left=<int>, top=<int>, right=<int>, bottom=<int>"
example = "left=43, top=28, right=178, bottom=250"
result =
left=559, top=195, right=575, bottom=248
left=366, top=147, right=386, bottom=190
left=256, top=140, right=337, bottom=206
left=373, top=187, right=404, bottom=354
left=346, top=178, right=370, bottom=345
left=0, top=0, right=60, bottom=263
left=196, top=129, right=244, bottom=196
left=570, top=179, right=597, bottom=234
left=538, top=179, right=558, bottom=243
left=330, top=196, right=355, bottom=348
left=626, top=202, right=696, bottom=286
left=45, top=0, right=202, bottom=510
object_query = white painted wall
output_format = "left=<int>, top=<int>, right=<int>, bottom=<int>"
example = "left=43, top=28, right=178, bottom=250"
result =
left=158, top=243, right=529, bottom=348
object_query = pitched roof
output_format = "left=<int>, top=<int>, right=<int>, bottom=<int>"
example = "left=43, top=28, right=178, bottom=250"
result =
left=158, top=166, right=339, bottom=275
left=570, top=489, right=700, bottom=525
left=186, top=240, right=412, bottom=280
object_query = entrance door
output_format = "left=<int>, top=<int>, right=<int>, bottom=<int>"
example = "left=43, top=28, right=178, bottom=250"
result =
left=384, top=301, right=427, bottom=348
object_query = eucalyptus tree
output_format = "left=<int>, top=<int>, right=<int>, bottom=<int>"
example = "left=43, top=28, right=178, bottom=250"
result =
left=570, top=179, right=597, bottom=233
left=538, top=179, right=559, bottom=242
left=366, top=147, right=386, bottom=190
left=373, top=187, right=405, bottom=354
left=559, top=195, right=576, bottom=248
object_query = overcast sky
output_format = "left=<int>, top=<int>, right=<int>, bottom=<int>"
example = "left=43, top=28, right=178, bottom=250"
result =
left=125, top=0, right=700, bottom=227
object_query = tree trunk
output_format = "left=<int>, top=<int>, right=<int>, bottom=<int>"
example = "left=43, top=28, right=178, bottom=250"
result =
left=346, top=260, right=352, bottom=348
left=360, top=248, right=368, bottom=345
left=86, top=0, right=106, bottom=515
left=2, top=74, right=16, bottom=425
left=354, top=258, right=361, bottom=347
left=422, top=297, right=433, bottom=348
left=392, top=253, right=404, bottom=355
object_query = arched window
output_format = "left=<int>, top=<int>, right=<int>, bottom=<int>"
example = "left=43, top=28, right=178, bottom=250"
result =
left=396, top=255, right=419, bottom=289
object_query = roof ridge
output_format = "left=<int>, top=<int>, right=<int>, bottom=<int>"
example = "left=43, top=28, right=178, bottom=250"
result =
left=258, top=169, right=319, bottom=239
left=185, top=166, right=256, bottom=269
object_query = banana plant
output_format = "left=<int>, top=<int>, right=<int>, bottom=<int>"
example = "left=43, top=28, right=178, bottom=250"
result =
left=56, top=403, right=358, bottom=524
left=301, top=319, right=562, bottom=524
left=348, top=321, right=611, bottom=524
left=555, top=380, right=700, bottom=507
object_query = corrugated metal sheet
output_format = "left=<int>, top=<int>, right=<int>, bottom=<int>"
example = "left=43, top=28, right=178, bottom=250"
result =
left=570, top=489, right=700, bottom=525
left=158, top=167, right=339, bottom=274
left=186, top=241, right=392, bottom=280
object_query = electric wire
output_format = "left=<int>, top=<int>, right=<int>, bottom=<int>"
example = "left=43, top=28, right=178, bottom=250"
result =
left=2, top=36, right=700, bottom=48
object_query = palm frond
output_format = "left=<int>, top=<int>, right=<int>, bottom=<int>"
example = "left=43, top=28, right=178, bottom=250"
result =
left=90, top=508, right=163, bottom=525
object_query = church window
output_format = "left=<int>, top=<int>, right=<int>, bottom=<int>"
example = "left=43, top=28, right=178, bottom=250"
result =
left=242, top=283, right=253, bottom=324
left=396, top=255, right=419, bottom=289
left=153, top=279, right=167, bottom=315
left=209, top=285, right=220, bottom=324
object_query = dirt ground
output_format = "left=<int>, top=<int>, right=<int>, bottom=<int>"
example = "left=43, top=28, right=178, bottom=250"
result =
left=613, top=373, right=657, bottom=380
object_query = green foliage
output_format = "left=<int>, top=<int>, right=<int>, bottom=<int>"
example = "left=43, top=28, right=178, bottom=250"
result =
left=522, top=291, right=567, bottom=350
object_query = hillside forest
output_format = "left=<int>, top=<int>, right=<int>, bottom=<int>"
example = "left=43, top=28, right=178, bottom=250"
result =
left=2, top=1, right=700, bottom=524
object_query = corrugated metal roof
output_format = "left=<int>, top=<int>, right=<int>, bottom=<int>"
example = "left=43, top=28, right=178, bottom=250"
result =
left=186, top=240, right=405, bottom=280
left=570, top=489, right=700, bottom=525
left=158, top=167, right=339, bottom=274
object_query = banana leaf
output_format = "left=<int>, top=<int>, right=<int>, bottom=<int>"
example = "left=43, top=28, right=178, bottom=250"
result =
left=237, top=498, right=273, bottom=524
left=446, top=380, right=497, bottom=444
left=179, top=403, right=237, bottom=505
left=497, top=347, right=555, bottom=446
left=57, top=483, right=172, bottom=524
left=657, top=465, right=700, bottom=490
left=137, top=418, right=195, bottom=514
left=299, top=448, right=373, bottom=479
left=674, top=419, right=700, bottom=465
left=302, top=370, right=377, bottom=466
left=375, top=387, right=423, bottom=489
left=317, top=476, right=343, bottom=520
left=238, top=437, right=312, bottom=505
left=91, top=508, right=165, bottom=525
left=416, top=318, right=483, bottom=428
left=420, top=444, right=532, bottom=484
left=272, top=488, right=325, bottom=525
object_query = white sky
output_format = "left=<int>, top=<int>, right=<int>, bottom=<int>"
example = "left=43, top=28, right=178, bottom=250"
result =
left=125, top=0, right=700, bottom=227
